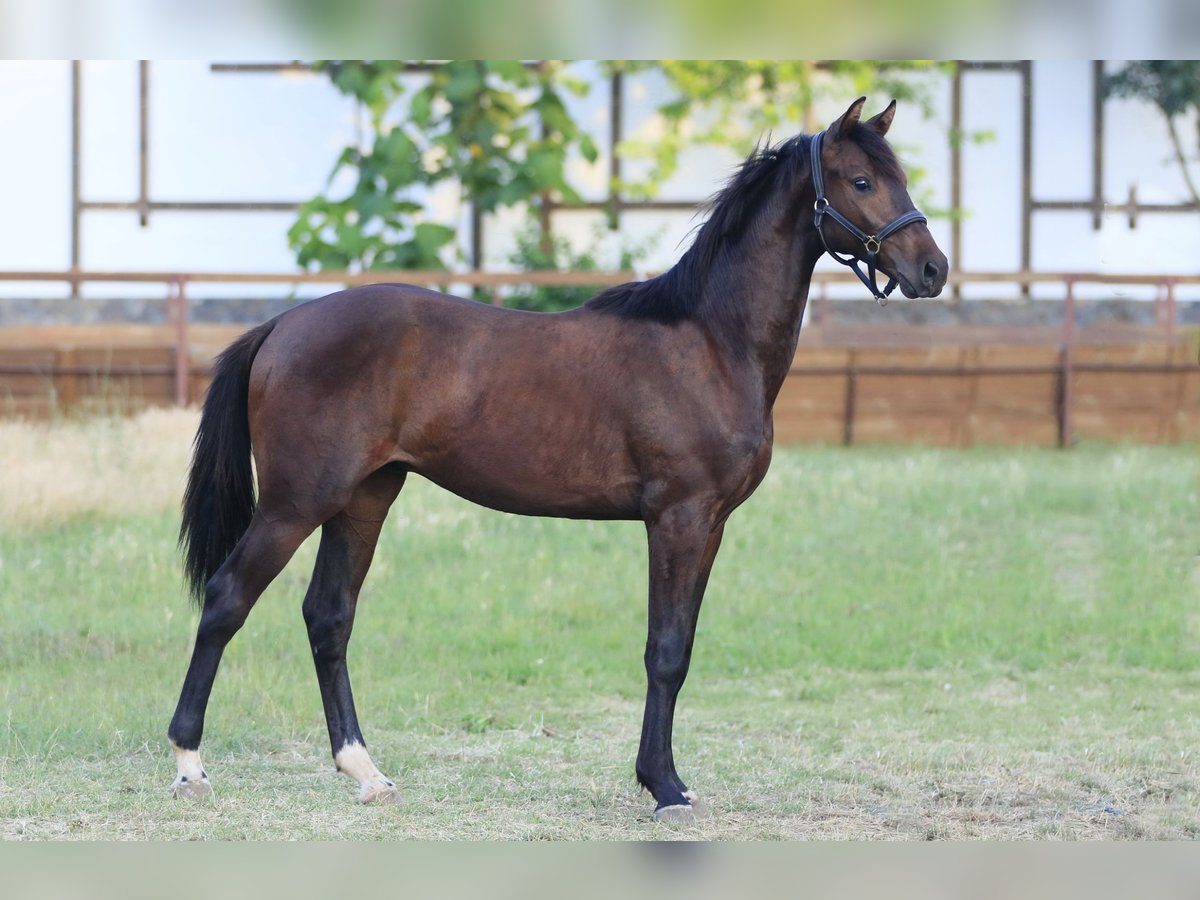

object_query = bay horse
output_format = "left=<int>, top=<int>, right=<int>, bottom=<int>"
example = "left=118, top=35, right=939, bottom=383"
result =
left=168, top=97, right=947, bottom=822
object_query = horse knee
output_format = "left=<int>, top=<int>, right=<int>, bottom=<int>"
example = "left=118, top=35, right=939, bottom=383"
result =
left=645, top=634, right=690, bottom=685
left=303, top=593, right=353, bottom=655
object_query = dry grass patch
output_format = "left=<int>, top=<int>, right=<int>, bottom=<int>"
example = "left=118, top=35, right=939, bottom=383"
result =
left=3, top=669, right=1200, bottom=839
left=0, top=408, right=198, bottom=530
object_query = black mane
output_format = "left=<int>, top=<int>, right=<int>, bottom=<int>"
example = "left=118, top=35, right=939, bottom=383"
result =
left=585, top=134, right=810, bottom=322
left=585, top=124, right=900, bottom=322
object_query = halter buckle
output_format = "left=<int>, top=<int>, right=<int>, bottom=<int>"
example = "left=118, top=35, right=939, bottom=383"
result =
left=813, top=197, right=829, bottom=213
left=864, top=236, right=881, bottom=255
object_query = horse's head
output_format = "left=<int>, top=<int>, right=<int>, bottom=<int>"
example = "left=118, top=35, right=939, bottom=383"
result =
left=813, top=97, right=948, bottom=300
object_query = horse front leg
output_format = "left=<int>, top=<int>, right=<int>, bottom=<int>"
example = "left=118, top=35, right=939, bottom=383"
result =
left=637, top=506, right=725, bottom=823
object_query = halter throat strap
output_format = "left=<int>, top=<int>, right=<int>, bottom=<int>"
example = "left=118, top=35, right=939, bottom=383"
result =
left=809, top=129, right=928, bottom=305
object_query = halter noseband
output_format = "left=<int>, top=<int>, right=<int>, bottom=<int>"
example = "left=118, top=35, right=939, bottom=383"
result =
left=810, top=129, right=928, bottom=306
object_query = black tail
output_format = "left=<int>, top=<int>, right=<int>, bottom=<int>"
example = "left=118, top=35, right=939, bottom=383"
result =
left=179, top=320, right=277, bottom=607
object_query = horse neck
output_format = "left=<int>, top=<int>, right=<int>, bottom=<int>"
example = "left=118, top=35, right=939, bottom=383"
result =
left=697, top=197, right=823, bottom=407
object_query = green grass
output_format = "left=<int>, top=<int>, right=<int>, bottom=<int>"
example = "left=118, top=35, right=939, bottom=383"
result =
left=1, top=441, right=1198, bottom=839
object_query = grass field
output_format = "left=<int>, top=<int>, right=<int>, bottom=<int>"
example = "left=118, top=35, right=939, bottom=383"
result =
left=1, top=411, right=1198, bottom=839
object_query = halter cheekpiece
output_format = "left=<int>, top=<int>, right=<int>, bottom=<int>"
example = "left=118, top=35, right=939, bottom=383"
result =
left=809, top=129, right=928, bottom=306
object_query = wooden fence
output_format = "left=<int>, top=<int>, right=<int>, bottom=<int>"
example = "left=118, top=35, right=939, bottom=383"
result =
left=777, top=336, right=1198, bottom=446
left=0, top=270, right=1197, bottom=446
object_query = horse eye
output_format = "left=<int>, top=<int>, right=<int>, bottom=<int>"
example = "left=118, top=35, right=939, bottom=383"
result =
left=853, top=178, right=871, bottom=192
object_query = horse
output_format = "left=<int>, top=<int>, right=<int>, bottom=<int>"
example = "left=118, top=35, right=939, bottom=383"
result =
left=167, top=97, right=947, bottom=822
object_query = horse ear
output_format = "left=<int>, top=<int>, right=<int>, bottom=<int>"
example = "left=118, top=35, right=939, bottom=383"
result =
left=830, top=96, right=867, bottom=140
left=867, top=100, right=897, bottom=136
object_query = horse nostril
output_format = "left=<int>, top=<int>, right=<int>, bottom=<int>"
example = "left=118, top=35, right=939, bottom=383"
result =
left=922, top=260, right=941, bottom=288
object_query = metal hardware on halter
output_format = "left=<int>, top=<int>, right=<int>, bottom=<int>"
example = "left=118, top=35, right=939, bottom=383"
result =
left=809, top=129, right=928, bottom=306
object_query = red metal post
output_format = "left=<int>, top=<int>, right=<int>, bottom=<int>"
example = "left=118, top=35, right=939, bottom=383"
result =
left=950, top=62, right=963, bottom=303
left=173, top=276, right=190, bottom=407
left=70, top=61, right=82, bottom=297
left=139, top=60, right=150, bottom=227
left=814, top=279, right=828, bottom=326
left=1020, top=61, right=1033, bottom=299
left=1165, top=277, right=1178, bottom=340
left=1091, top=61, right=1105, bottom=231
left=609, top=69, right=623, bottom=230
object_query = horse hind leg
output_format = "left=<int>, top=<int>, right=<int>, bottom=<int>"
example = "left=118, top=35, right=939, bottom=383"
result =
left=303, top=466, right=406, bottom=804
left=168, top=510, right=316, bottom=798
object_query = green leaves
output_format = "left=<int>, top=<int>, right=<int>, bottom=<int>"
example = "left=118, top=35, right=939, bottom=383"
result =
left=615, top=60, right=953, bottom=201
left=1105, top=61, right=1200, bottom=119
left=315, top=60, right=408, bottom=128
left=413, top=222, right=457, bottom=258
left=288, top=95, right=446, bottom=272
left=291, top=60, right=600, bottom=273
left=502, top=224, right=653, bottom=312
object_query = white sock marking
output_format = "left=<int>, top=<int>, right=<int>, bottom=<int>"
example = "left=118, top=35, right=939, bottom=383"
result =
left=334, top=742, right=395, bottom=800
left=171, top=741, right=207, bottom=783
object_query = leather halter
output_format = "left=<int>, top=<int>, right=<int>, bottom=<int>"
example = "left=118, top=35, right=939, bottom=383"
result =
left=810, top=129, right=928, bottom=306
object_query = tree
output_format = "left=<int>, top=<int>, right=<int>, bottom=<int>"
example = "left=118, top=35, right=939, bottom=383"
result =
left=1104, top=61, right=1200, bottom=209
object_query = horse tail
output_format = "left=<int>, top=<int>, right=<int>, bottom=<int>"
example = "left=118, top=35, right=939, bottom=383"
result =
left=179, top=319, right=277, bottom=607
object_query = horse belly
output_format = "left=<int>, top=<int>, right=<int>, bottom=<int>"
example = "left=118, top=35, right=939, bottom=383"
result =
left=415, top=452, right=642, bottom=520
left=408, top=410, right=642, bottom=520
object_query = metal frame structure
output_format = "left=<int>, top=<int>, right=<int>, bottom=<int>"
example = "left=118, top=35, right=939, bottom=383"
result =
left=67, top=60, right=703, bottom=282
left=66, top=60, right=1200, bottom=296
left=948, top=61, right=1200, bottom=297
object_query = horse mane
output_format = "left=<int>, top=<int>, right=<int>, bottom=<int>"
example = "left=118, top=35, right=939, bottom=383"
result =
left=585, top=134, right=810, bottom=323
left=585, top=123, right=899, bottom=322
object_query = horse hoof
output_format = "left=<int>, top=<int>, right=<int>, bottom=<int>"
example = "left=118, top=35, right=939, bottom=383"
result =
left=359, top=784, right=399, bottom=805
left=170, top=776, right=214, bottom=800
left=683, top=792, right=711, bottom=820
left=654, top=791, right=711, bottom=824
left=654, top=803, right=700, bottom=825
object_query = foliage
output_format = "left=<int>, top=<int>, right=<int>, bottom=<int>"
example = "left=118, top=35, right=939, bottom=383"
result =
left=290, top=60, right=959, bottom=274
left=1105, top=60, right=1200, bottom=118
left=288, top=61, right=598, bottom=271
left=1104, top=61, right=1200, bottom=207
left=613, top=60, right=953, bottom=199
left=501, top=225, right=654, bottom=312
